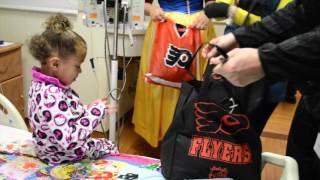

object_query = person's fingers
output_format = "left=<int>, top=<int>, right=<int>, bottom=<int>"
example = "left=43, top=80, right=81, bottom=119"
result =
left=206, top=47, right=218, bottom=59
left=101, top=97, right=107, bottom=102
left=226, top=48, right=239, bottom=57
left=212, top=62, right=223, bottom=75
left=202, top=45, right=214, bottom=58
left=191, top=19, right=198, bottom=28
left=108, top=107, right=117, bottom=112
left=101, top=97, right=108, bottom=102
left=199, top=20, right=208, bottom=29
left=106, top=104, right=119, bottom=114
left=158, top=11, right=166, bottom=20
left=199, top=22, right=207, bottom=29
left=201, top=44, right=210, bottom=58
left=151, top=9, right=165, bottom=21
left=191, top=14, right=202, bottom=27
left=192, top=21, right=201, bottom=29
left=202, top=36, right=230, bottom=58
left=156, top=15, right=163, bottom=21
left=202, top=25, right=208, bottom=29
left=191, top=15, right=209, bottom=29
left=202, top=22, right=208, bottom=29
left=209, top=56, right=223, bottom=65
left=196, top=22, right=200, bottom=29
left=158, top=15, right=165, bottom=21
left=107, top=104, right=118, bottom=108
left=212, top=63, right=243, bottom=87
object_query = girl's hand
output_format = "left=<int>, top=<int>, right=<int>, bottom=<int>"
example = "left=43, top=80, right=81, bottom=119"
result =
left=191, top=12, right=209, bottom=29
left=98, top=97, right=118, bottom=114
left=100, top=97, right=108, bottom=107
left=88, top=99, right=103, bottom=109
left=106, top=104, right=119, bottom=115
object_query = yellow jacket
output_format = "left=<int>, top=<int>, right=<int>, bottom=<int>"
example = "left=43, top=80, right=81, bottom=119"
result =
left=217, top=0, right=292, bottom=25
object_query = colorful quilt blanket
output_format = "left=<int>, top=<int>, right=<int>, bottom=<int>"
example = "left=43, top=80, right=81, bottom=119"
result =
left=0, top=140, right=164, bottom=180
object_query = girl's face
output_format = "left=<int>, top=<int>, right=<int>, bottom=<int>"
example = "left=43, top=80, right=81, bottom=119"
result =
left=56, top=55, right=83, bottom=86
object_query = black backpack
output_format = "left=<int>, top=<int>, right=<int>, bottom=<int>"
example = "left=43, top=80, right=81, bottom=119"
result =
left=160, top=64, right=265, bottom=179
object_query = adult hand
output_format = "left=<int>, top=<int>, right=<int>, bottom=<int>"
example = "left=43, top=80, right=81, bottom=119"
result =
left=145, top=3, right=166, bottom=21
left=210, top=48, right=265, bottom=87
left=191, top=12, right=209, bottom=29
left=201, top=33, right=239, bottom=59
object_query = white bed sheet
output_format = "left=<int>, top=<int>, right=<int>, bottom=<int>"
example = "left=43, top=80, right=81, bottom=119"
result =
left=0, top=125, right=32, bottom=143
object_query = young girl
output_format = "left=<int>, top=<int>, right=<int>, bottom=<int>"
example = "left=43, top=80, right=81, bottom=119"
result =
left=27, top=13, right=118, bottom=165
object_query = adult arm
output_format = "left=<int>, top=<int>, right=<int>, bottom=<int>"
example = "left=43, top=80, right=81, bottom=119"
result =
left=211, top=26, right=320, bottom=86
left=231, top=0, right=292, bottom=25
left=209, top=1, right=320, bottom=86
left=258, top=25, right=320, bottom=82
left=233, top=1, right=320, bottom=82
left=233, top=1, right=307, bottom=47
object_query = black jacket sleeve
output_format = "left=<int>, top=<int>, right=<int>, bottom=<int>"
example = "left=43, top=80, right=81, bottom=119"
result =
left=259, top=26, right=320, bottom=82
left=233, top=2, right=304, bottom=47
left=232, top=1, right=320, bottom=82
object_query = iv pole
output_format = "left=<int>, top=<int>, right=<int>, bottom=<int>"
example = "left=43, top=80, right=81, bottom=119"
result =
left=109, top=0, right=119, bottom=143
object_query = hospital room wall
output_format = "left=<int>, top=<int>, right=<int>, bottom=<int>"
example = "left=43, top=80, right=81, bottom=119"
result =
left=0, top=9, right=135, bottom=126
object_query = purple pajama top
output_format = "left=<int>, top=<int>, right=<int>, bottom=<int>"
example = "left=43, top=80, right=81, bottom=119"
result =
left=27, top=66, right=118, bottom=165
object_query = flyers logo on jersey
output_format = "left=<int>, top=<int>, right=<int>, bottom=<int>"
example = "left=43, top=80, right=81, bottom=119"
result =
left=164, top=44, right=193, bottom=69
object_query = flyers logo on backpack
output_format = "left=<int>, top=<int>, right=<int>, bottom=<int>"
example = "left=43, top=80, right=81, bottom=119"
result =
left=188, top=135, right=252, bottom=164
left=164, top=44, right=193, bottom=69
left=187, top=102, right=253, bottom=165
left=194, top=102, right=249, bottom=135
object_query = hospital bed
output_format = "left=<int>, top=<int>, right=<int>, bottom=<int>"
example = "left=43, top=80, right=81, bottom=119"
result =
left=0, top=125, right=298, bottom=180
